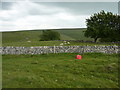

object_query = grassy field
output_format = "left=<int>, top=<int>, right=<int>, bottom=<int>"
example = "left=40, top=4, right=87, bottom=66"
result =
left=1, top=29, right=79, bottom=46
left=0, top=32, right=2, bottom=47
left=2, top=53, right=119, bottom=88
left=57, top=29, right=93, bottom=41
left=2, top=29, right=118, bottom=46
left=2, top=29, right=89, bottom=43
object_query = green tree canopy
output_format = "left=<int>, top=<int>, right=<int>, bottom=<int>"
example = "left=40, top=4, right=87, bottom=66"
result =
left=40, top=30, right=60, bottom=41
left=84, top=10, right=120, bottom=42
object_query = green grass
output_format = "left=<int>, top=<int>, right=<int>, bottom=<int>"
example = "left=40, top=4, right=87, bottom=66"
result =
left=57, top=28, right=93, bottom=41
left=2, top=30, right=42, bottom=44
left=2, top=40, right=118, bottom=47
left=2, top=29, right=118, bottom=46
left=0, top=32, right=2, bottom=46
left=2, top=53, right=119, bottom=88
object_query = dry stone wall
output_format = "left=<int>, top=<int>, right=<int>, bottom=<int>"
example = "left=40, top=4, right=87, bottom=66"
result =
left=0, top=45, right=119, bottom=55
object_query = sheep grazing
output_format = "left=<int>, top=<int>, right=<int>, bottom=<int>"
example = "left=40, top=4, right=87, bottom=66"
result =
left=27, top=41, right=31, bottom=42
left=67, top=42, right=70, bottom=44
left=60, top=43, right=64, bottom=46
left=64, top=41, right=66, bottom=43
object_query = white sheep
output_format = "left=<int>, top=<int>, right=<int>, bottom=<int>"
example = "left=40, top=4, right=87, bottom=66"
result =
left=60, top=43, right=64, bottom=46
left=67, top=42, right=70, bottom=44
left=27, top=41, right=31, bottom=42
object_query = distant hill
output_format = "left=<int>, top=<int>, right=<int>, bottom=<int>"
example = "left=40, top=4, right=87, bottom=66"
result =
left=2, top=28, right=93, bottom=46
left=57, top=28, right=92, bottom=41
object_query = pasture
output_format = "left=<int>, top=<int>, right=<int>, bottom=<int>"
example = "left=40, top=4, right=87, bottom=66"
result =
left=2, top=53, right=119, bottom=88
left=2, top=29, right=118, bottom=46
left=2, top=29, right=119, bottom=88
left=2, top=28, right=92, bottom=46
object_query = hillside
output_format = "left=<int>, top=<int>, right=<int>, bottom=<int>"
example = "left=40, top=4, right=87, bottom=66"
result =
left=57, top=28, right=93, bottom=41
left=2, top=28, right=92, bottom=43
left=2, top=28, right=94, bottom=46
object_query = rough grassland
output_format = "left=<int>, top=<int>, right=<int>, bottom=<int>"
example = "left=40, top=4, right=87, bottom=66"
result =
left=2, top=53, right=119, bottom=88
left=57, top=29, right=93, bottom=41
left=2, top=29, right=118, bottom=46
left=2, top=29, right=88, bottom=44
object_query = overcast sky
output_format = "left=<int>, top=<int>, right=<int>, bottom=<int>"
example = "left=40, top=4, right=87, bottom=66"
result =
left=0, top=0, right=118, bottom=32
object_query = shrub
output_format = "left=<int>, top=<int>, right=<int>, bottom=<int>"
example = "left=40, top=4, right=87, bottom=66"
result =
left=40, top=30, right=60, bottom=41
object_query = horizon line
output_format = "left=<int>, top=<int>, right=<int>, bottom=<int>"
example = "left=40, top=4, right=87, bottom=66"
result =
left=0, top=27, right=87, bottom=32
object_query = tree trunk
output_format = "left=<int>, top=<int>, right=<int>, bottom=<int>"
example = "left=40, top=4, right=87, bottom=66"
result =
left=94, top=38, right=98, bottom=42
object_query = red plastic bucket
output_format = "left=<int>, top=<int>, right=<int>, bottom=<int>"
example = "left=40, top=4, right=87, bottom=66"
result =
left=76, top=55, right=82, bottom=60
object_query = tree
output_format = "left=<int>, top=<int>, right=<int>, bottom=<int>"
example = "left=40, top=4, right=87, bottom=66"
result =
left=40, top=30, right=60, bottom=41
left=84, top=10, right=120, bottom=42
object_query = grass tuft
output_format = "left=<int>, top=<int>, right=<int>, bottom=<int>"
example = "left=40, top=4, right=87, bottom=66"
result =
left=2, top=53, right=119, bottom=88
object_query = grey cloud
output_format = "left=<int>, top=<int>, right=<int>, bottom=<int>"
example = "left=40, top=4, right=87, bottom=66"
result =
left=36, top=2, right=118, bottom=15
left=0, top=1, right=118, bottom=31
left=28, top=8, right=60, bottom=15
left=1, top=2, right=15, bottom=10
left=2, top=2, right=118, bottom=16
left=0, top=18, right=13, bottom=21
